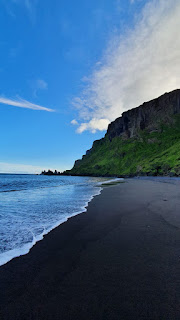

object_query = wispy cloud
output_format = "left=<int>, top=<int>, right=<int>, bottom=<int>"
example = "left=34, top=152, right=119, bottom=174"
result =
left=73, top=0, right=180, bottom=133
left=32, top=79, right=48, bottom=97
left=3, top=0, right=38, bottom=23
left=23, top=0, right=38, bottom=24
left=36, top=79, right=48, bottom=90
left=0, top=96, right=54, bottom=112
left=71, top=119, right=78, bottom=125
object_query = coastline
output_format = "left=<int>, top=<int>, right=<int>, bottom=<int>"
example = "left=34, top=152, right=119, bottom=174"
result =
left=0, top=178, right=103, bottom=267
left=1, top=178, right=180, bottom=319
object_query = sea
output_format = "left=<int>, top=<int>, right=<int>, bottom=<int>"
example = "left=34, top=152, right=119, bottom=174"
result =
left=0, top=174, right=106, bottom=267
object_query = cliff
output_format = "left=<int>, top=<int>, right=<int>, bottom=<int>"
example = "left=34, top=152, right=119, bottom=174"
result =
left=65, top=89, right=180, bottom=177
left=107, top=89, right=180, bottom=140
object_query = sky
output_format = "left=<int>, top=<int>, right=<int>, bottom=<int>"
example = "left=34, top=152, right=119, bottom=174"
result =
left=0, top=0, right=180, bottom=173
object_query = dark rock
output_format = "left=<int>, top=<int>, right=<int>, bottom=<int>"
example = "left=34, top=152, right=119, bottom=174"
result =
left=169, top=172, right=176, bottom=177
left=74, top=160, right=82, bottom=167
left=86, top=149, right=91, bottom=156
left=41, top=169, right=61, bottom=176
left=106, top=89, right=180, bottom=141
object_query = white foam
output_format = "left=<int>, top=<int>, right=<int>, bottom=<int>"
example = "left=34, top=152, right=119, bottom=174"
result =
left=97, top=178, right=124, bottom=186
left=0, top=185, right=102, bottom=267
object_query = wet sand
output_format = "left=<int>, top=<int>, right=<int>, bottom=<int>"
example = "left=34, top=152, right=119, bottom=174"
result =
left=1, top=178, right=180, bottom=319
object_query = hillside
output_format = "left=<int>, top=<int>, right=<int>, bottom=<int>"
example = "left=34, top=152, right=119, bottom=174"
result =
left=65, top=89, right=180, bottom=177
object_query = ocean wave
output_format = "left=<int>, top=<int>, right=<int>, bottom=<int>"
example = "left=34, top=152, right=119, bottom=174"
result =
left=0, top=176, right=103, bottom=267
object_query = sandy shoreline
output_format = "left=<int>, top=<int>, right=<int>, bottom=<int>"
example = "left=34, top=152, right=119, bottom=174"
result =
left=1, top=178, right=180, bottom=319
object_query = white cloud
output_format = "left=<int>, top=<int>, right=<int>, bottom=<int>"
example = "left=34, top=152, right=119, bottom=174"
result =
left=73, top=0, right=180, bottom=133
left=77, top=118, right=110, bottom=134
left=0, top=96, right=54, bottom=112
left=71, top=119, right=78, bottom=125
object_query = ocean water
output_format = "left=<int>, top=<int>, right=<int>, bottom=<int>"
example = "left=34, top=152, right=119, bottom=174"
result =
left=0, top=174, right=105, bottom=266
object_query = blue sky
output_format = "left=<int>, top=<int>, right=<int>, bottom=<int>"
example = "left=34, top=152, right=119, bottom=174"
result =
left=0, top=0, right=180, bottom=173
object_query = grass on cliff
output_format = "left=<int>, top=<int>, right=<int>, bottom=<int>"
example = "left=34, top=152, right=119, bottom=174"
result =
left=69, top=115, right=180, bottom=177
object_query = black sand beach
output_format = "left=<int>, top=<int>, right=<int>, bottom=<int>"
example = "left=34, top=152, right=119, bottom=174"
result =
left=1, top=178, right=180, bottom=319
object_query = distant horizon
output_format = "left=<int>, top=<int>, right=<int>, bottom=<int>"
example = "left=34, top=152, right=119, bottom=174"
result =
left=0, top=172, right=37, bottom=175
left=0, top=168, right=63, bottom=175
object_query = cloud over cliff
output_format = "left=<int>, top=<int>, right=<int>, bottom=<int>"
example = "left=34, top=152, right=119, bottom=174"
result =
left=74, top=0, right=180, bottom=133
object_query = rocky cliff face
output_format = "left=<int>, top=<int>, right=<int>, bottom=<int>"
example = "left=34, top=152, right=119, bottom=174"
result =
left=106, top=89, right=180, bottom=141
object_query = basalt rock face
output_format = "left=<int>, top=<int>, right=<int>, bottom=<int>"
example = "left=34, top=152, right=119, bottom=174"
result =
left=107, top=89, right=180, bottom=141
